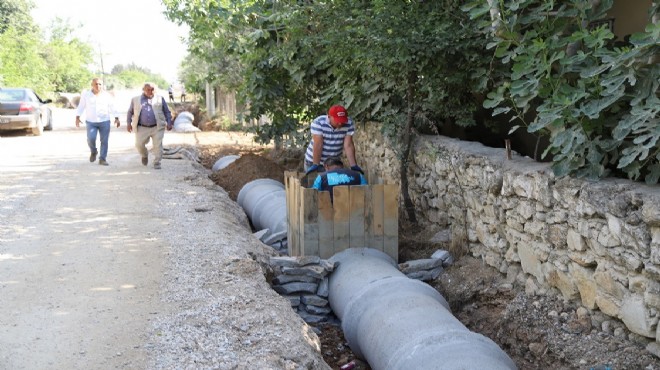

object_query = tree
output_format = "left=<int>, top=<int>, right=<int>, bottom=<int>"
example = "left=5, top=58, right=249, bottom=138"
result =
left=163, top=0, right=489, bottom=221
left=0, top=25, right=51, bottom=93
left=464, top=0, right=660, bottom=184
left=0, top=0, right=37, bottom=34
left=42, top=18, right=94, bottom=92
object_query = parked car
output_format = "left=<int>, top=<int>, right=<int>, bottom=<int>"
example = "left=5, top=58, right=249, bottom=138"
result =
left=0, top=88, right=53, bottom=136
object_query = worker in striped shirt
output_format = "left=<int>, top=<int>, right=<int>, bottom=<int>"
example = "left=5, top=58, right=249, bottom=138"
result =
left=304, top=105, right=362, bottom=175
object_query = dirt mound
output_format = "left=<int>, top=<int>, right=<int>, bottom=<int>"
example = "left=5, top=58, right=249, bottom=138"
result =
left=210, top=153, right=286, bottom=200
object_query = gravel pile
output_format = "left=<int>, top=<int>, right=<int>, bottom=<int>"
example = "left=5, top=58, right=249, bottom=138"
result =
left=143, top=150, right=330, bottom=369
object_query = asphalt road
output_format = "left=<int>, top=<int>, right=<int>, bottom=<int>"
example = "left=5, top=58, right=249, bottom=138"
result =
left=0, top=107, right=174, bottom=369
left=0, top=106, right=329, bottom=370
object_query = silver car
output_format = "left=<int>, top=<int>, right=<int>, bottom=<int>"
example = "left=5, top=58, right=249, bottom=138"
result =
left=0, top=88, right=53, bottom=136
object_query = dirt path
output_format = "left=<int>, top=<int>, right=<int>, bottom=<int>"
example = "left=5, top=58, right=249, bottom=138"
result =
left=0, top=108, right=328, bottom=369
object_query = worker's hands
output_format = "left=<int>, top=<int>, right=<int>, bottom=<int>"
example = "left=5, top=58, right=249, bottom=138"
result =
left=75, top=117, right=81, bottom=128
left=305, top=164, right=321, bottom=175
left=351, top=165, right=364, bottom=174
left=114, top=118, right=120, bottom=128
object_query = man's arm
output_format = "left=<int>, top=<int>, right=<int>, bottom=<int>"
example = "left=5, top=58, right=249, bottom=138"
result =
left=108, top=95, right=120, bottom=127
left=312, top=134, right=324, bottom=165
left=126, top=100, right=134, bottom=132
left=344, top=135, right=357, bottom=167
left=311, top=175, right=323, bottom=190
left=162, top=97, right=173, bottom=129
left=75, top=92, right=86, bottom=127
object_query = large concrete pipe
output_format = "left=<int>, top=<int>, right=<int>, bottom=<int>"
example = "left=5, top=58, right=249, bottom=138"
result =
left=212, top=154, right=240, bottom=172
left=329, top=248, right=516, bottom=370
left=236, top=179, right=288, bottom=245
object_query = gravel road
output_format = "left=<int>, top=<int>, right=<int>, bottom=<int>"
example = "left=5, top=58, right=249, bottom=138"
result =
left=0, top=107, right=329, bottom=370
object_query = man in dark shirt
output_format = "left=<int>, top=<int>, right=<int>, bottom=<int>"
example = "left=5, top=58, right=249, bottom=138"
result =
left=126, top=82, right=173, bottom=170
left=311, top=156, right=367, bottom=201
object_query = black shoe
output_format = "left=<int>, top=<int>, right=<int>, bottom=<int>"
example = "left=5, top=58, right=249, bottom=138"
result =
left=99, top=159, right=109, bottom=166
left=141, top=157, right=148, bottom=166
left=154, top=163, right=161, bottom=170
left=90, top=152, right=97, bottom=162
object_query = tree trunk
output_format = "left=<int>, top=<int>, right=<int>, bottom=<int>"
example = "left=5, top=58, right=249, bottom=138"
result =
left=399, top=75, right=418, bottom=223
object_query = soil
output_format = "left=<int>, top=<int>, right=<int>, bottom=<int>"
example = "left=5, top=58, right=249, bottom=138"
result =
left=198, top=140, right=660, bottom=370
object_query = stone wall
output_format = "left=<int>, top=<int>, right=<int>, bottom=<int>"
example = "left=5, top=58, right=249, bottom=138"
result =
left=354, top=121, right=660, bottom=343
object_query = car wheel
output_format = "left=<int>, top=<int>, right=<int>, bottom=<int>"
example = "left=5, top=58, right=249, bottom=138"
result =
left=32, top=116, right=44, bottom=136
left=44, top=111, right=53, bottom=131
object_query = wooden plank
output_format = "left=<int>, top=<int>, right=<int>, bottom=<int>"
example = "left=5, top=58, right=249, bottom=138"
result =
left=301, top=188, right=319, bottom=256
left=317, top=191, right=334, bottom=259
left=333, top=186, right=351, bottom=255
left=291, top=178, right=302, bottom=256
left=383, top=184, right=399, bottom=262
left=349, top=186, right=366, bottom=248
left=285, top=174, right=293, bottom=255
left=366, top=184, right=385, bottom=251
left=364, top=186, right=374, bottom=248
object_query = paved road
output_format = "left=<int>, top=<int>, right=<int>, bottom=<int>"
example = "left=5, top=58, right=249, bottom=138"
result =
left=0, top=107, right=329, bottom=370
left=0, top=108, right=175, bottom=369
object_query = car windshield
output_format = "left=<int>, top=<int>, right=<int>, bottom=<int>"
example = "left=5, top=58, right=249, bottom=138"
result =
left=0, top=89, right=26, bottom=102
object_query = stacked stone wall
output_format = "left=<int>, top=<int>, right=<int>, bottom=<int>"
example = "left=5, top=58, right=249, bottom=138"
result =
left=354, top=122, right=660, bottom=343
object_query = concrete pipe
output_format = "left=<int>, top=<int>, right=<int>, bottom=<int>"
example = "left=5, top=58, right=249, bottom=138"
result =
left=328, top=248, right=516, bottom=370
left=212, top=154, right=240, bottom=172
left=236, top=179, right=287, bottom=245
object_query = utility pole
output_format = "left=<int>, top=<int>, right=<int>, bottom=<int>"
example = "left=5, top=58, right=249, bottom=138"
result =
left=99, top=46, right=105, bottom=77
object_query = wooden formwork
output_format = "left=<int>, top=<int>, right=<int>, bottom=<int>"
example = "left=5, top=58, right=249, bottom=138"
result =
left=285, top=171, right=399, bottom=262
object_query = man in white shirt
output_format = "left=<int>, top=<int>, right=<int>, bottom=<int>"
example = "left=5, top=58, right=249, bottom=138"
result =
left=75, top=78, right=120, bottom=166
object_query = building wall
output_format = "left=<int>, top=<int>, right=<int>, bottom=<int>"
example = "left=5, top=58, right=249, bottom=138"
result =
left=354, top=121, right=660, bottom=343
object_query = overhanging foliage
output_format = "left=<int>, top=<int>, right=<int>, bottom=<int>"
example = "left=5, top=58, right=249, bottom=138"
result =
left=464, top=0, right=660, bottom=184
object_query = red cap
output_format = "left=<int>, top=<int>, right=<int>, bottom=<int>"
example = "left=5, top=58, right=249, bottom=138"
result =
left=328, top=105, right=348, bottom=125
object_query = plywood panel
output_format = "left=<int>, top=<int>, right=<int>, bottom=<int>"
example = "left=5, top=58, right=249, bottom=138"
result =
left=333, top=186, right=351, bottom=254
left=366, top=184, right=385, bottom=251
left=301, top=188, right=319, bottom=256
left=383, top=184, right=399, bottom=262
left=317, top=191, right=334, bottom=259
left=349, top=186, right=366, bottom=248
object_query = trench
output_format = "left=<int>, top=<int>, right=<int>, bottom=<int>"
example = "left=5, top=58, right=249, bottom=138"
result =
left=234, top=174, right=515, bottom=370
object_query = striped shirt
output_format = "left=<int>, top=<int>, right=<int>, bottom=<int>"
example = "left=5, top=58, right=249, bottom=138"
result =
left=304, top=115, right=354, bottom=164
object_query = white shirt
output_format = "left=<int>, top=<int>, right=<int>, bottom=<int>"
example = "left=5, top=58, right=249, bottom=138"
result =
left=76, top=90, right=117, bottom=122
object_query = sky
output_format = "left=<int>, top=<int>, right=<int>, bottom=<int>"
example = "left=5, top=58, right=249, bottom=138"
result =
left=31, top=0, right=189, bottom=83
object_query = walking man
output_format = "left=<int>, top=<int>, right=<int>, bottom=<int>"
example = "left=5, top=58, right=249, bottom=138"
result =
left=126, top=82, right=173, bottom=170
left=75, top=77, right=120, bottom=166
left=168, top=84, right=175, bottom=103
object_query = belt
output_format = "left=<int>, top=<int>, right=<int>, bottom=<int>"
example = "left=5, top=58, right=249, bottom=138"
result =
left=138, top=123, right=157, bottom=127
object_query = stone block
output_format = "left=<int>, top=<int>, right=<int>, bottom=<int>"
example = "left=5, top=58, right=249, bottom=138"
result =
left=620, top=294, right=657, bottom=338
left=568, top=251, right=597, bottom=267
left=398, top=258, right=443, bottom=273
left=570, top=263, right=598, bottom=309
left=301, top=295, right=329, bottom=307
left=642, top=200, right=660, bottom=226
left=273, top=282, right=318, bottom=295
left=316, top=277, right=329, bottom=298
left=567, top=229, right=587, bottom=251
left=548, top=224, right=568, bottom=248
left=281, top=265, right=328, bottom=279
left=546, top=267, right=579, bottom=300
left=597, top=223, right=621, bottom=248
left=595, top=295, right=621, bottom=318
left=594, top=270, right=626, bottom=300
left=518, top=242, right=544, bottom=283
left=272, top=274, right=318, bottom=285
left=651, top=227, right=660, bottom=264
left=517, top=201, right=535, bottom=220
